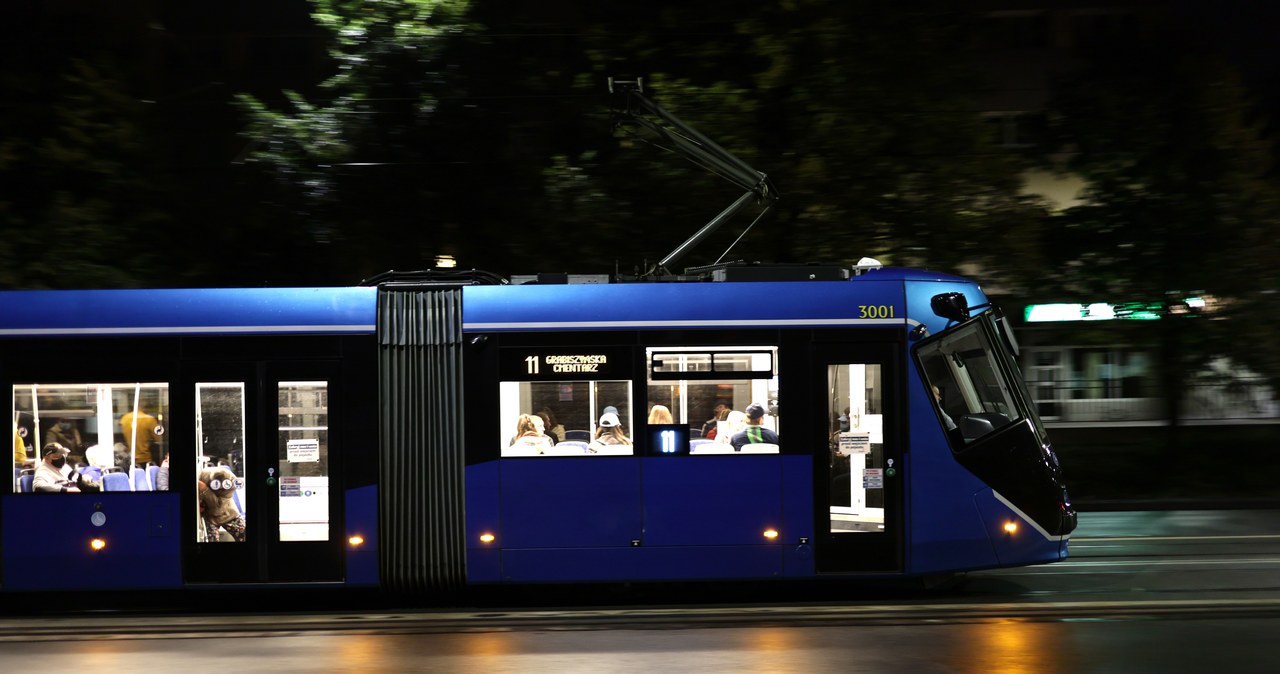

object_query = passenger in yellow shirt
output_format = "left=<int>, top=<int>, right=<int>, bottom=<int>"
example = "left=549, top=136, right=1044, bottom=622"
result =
left=120, top=407, right=161, bottom=466
left=14, top=423, right=27, bottom=467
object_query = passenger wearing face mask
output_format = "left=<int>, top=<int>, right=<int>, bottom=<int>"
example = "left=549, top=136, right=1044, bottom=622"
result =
left=45, top=418, right=84, bottom=467
left=33, top=443, right=79, bottom=493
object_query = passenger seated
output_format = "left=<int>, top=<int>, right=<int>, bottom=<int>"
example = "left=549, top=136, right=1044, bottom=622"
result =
left=730, top=403, right=779, bottom=451
left=46, top=418, right=85, bottom=468
left=199, top=466, right=245, bottom=542
left=715, top=410, right=746, bottom=446
left=32, top=443, right=79, bottom=493
left=155, top=456, right=170, bottom=491
left=536, top=407, right=565, bottom=443
left=534, top=412, right=557, bottom=446
left=590, top=412, right=631, bottom=451
left=84, top=443, right=113, bottom=472
left=704, top=407, right=730, bottom=440
left=648, top=405, right=673, bottom=425
left=701, top=403, right=729, bottom=439
left=69, top=445, right=104, bottom=492
left=509, top=414, right=554, bottom=453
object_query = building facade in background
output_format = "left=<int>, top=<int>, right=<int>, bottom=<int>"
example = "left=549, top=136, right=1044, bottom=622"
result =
left=1013, top=301, right=1277, bottom=425
left=973, top=1, right=1279, bottom=426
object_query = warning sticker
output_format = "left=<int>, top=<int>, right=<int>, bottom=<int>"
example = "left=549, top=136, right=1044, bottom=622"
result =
left=839, top=432, right=871, bottom=455
left=286, top=438, right=320, bottom=463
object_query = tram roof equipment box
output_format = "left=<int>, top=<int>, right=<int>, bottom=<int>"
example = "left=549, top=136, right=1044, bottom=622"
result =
left=693, top=263, right=850, bottom=283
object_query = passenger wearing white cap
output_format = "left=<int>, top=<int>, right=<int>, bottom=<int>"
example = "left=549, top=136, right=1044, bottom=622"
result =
left=591, top=411, right=631, bottom=448
left=33, top=443, right=79, bottom=493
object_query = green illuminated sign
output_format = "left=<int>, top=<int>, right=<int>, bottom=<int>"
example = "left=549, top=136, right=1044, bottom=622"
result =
left=1025, top=302, right=1166, bottom=322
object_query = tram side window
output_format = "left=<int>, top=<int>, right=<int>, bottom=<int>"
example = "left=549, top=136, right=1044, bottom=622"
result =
left=499, top=380, right=633, bottom=456
left=278, top=381, right=329, bottom=541
left=647, top=347, right=780, bottom=454
left=13, top=383, right=169, bottom=494
left=917, top=324, right=1023, bottom=448
left=196, top=383, right=247, bottom=543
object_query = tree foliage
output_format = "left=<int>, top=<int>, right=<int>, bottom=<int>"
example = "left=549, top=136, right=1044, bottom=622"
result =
left=235, top=1, right=1049, bottom=283
left=1041, top=31, right=1280, bottom=391
left=524, top=3, right=1052, bottom=282
left=237, top=0, right=474, bottom=280
left=0, top=7, right=168, bottom=289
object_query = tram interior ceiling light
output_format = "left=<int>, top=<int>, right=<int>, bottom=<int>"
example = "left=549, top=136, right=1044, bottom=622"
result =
left=434, top=254, right=457, bottom=269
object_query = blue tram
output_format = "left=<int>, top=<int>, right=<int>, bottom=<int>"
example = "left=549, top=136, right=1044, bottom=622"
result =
left=0, top=264, right=1075, bottom=595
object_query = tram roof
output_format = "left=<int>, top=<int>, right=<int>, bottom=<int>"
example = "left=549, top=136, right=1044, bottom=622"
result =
left=0, top=287, right=377, bottom=337
left=462, top=267, right=978, bottom=332
left=0, top=268, right=981, bottom=337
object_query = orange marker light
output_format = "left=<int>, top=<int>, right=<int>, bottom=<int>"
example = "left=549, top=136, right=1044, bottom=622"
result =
left=479, top=533, right=496, bottom=544
left=1003, top=522, right=1018, bottom=535
left=89, top=538, right=107, bottom=551
left=348, top=535, right=365, bottom=547
left=763, top=529, right=779, bottom=540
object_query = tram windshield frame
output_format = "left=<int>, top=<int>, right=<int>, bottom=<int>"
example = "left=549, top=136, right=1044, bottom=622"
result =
left=914, top=311, right=1046, bottom=450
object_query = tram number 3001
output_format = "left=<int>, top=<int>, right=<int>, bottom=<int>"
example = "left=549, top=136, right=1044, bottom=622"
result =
left=858, top=305, right=896, bottom=319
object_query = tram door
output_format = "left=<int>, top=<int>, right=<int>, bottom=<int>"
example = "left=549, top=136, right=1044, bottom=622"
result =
left=182, top=361, right=343, bottom=584
left=813, top=344, right=902, bottom=573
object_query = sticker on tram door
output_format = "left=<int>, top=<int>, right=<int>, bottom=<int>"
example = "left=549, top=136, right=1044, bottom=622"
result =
left=863, top=469, right=883, bottom=489
left=839, top=432, right=871, bottom=455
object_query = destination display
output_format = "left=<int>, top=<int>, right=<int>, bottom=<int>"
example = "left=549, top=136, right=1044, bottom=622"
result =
left=500, top=346, right=633, bottom=381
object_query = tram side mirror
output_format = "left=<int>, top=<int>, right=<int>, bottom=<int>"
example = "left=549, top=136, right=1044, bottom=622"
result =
left=931, top=292, right=970, bottom=322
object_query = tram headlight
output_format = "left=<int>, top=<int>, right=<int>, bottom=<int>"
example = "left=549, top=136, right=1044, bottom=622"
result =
left=1003, top=521, right=1019, bottom=535
left=480, top=533, right=496, bottom=544
left=763, top=528, right=779, bottom=540
left=89, top=538, right=107, bottom=552
left=348, top=534, right=365, bottom=548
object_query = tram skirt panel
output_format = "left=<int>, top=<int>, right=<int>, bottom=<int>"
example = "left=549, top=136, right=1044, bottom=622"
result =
left=378, top=287, right=466, bottom=594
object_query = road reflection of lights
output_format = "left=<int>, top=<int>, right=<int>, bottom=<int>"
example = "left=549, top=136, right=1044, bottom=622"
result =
left=748, top=627, right=795, bottom=653
left=951, top=620, right=1070, bottom=674
left=81, top=640, right=129, bottom=668
left=338, top=635, right=389, bottom=672
left=460, top=632, right=521, bottom=658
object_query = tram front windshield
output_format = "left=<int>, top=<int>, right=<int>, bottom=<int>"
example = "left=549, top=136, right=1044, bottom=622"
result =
left=917, top=315, right=1043, bottom=448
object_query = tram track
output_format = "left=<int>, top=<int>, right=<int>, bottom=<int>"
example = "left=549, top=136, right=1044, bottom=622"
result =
left=4, top=597, right=1280, bottom=641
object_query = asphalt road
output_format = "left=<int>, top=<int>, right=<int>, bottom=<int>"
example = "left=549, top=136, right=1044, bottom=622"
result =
left=1, top=509, right=1277, bottom=672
